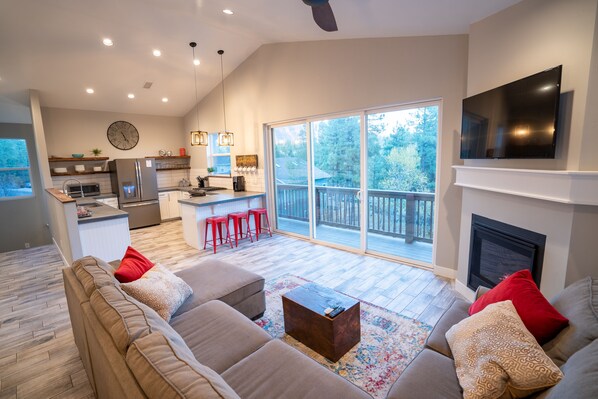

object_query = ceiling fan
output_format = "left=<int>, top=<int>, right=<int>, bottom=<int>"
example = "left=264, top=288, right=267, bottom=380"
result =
left=302, top=0, right=338, bottom=32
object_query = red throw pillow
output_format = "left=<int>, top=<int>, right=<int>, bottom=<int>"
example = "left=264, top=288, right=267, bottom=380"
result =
left=468, top=269, right=568, bottom=344
left=114, top=246, right=154, bottom=283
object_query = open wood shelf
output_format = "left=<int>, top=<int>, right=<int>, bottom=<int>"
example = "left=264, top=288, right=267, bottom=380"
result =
left=50, top=171, right=111, bottom=177
left=49, top=157, right=109, bottom=162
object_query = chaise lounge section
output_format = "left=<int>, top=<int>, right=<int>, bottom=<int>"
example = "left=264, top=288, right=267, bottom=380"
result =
left=63, top=256, right=371, bottom=399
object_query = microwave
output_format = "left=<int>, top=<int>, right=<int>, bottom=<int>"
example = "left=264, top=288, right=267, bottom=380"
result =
left=67, top=182, right=101, bottom=197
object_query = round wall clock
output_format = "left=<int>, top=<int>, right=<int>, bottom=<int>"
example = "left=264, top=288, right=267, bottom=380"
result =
left=107, top=121, right=139, bottom=150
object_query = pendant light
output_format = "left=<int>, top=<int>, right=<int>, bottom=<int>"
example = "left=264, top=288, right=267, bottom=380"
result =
left=189, top=42, right=208, bottom=146
left=217, top=50, right=234, bottom=146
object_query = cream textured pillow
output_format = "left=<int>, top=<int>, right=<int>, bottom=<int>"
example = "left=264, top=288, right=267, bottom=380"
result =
left=120, top=264, right=192, bottom=322
left=446, top=300, right=563, bottom=399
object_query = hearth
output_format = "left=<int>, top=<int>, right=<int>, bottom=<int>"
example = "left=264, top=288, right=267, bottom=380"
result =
left=467, top=214, right=546, bottom=291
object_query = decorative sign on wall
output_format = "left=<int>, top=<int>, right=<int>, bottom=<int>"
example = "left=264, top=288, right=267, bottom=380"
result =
left=236, top=154, right=258, bottom=168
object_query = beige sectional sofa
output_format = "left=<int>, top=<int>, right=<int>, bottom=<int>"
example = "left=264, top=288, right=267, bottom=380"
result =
left=63, top=256, right=371, bottom=399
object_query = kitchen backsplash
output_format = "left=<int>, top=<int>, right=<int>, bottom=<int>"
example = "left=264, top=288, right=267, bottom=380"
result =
left=52, top=174, right=112, bottom=194
left=190, top=168, right=265, bottom=191
left=156, top=169, right=190, bottom=188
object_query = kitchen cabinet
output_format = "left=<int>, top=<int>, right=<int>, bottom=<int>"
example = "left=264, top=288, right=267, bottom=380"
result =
left=159, top=191, right=183, bottom=220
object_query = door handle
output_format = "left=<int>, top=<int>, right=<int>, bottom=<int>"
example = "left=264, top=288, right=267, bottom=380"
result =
left=356, top=190, right=362, bottom=202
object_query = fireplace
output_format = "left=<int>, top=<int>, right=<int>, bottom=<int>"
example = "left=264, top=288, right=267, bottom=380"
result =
left=467, top=214, right=546, bottom=291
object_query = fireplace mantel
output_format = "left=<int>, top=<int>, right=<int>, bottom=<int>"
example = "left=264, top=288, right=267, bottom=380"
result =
left=453, top=166, right=598, bottom=206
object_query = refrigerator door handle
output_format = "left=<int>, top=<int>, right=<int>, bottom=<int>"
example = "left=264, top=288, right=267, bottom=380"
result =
left=135, top=161, right=145, bottom=199
left=121, top=200, right=159, bottom=208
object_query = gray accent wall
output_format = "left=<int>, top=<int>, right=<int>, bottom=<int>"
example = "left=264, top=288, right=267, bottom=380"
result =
left=0, top=123, right=51, bottom=252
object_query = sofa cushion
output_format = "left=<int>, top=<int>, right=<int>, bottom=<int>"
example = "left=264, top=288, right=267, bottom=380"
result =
left=114, top=246, right=154, bottom=283
left=469, top=269, right=569, bottom=344
left=386, top=348, right=462, bottom=399
left=121, top=264, right=193, bottom=322
left=90, top=284, right=183, bottom=355
left=425, top=299, right=469, bottom=358
left=72, top=256, right=117, bottom=296
left=221, top=340, right=371, bottom=399
left=126, top=332, right=240, bottom=399
left=173, top=260, right=264, bottom=317
left=447, top=300, right=562, bottom=399
left=170, top=300, right=271, bottom=374
left=536, top=339, right=598, bottom=399
left=543, top=277, right=598, bottom=366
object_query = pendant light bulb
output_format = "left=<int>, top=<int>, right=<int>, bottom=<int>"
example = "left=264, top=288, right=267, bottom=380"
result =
left=189, top=42, right=207, bottom=147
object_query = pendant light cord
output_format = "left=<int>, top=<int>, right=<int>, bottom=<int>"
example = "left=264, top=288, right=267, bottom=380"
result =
left=219, top=50, right=227, bottom=133
left=192, top=45, right=200, bottom=131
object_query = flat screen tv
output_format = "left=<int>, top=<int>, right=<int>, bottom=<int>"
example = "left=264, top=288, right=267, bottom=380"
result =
left=460, top=65, right=562, bottom=159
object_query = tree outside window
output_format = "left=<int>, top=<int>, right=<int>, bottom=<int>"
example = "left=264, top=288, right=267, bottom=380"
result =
left=0, top=139, right=34, bottom=199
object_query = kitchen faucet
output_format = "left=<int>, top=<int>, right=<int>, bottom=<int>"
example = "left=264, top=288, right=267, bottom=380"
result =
left=62, top=179, right=84, bottom=198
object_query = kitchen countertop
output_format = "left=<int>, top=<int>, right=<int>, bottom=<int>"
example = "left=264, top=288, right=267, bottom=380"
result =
left=178, top=190, right=265, bottom=207
left=75, top=198, right=128, bottom=224
left=158, top=186, right=196, bottom=193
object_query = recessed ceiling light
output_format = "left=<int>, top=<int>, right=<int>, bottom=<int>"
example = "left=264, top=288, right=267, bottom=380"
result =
left=102, top=38, right=113, bottom=46
left=193, top=59, right=200, bottom=66
left=162, top=97, right=168, bottom=103
left=86, top=88, right=94, bottom=94
left=153, top=49, right=162, bottom=57
left=127, top=93, right=135, bottom=99
left=223, top=9, right=234, bottom=15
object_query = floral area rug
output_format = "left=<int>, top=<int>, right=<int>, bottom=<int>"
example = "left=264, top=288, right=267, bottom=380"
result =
left=254, top=275, right=433, bottom=399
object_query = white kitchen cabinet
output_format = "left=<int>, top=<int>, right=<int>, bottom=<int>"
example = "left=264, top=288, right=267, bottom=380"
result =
left=159, top=191, right=183, bottom=220
left=178, top=191, right=191, bottom=216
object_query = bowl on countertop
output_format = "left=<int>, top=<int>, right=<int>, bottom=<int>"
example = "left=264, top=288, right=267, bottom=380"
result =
left=72, top=153, right=84, bottom=158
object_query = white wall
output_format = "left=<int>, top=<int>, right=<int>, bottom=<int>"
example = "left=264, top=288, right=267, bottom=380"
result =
left=185, top=36, right=469, bottom=271
left=457, top=0, right=598, bottom=297
left=42, top=107, right=185, bottom=160
left=466, top=0, right=598, bottom=171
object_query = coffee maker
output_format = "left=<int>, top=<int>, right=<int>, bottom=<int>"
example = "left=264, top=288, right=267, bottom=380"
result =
left=233, top=176, right=246, bottom=192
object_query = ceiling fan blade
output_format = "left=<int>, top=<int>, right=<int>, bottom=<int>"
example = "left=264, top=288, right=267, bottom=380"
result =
left=312, top=3, right=338, bottom=32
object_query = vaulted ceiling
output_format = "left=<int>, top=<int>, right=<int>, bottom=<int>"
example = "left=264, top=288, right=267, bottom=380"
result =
left=0, top=0, right=522, bottom=117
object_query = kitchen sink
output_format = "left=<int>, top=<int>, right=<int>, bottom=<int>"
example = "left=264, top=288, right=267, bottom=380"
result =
left=78, top=202, right=101, bottom=208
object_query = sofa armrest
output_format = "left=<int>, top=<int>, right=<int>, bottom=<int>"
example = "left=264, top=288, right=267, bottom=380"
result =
left=475, top=286, right=490, bottom=300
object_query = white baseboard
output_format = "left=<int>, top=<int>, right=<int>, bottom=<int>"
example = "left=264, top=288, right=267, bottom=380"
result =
left=455, top=279, right=475, bottom=302
left=53, top=238, right=70, bottom=267
left=433, top=264, right=457, bottom=279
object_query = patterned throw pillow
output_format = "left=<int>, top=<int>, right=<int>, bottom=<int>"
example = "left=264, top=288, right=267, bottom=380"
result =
left=120, top=264, right=192, bottom=322
left=446, top=300, right=563, bottom=399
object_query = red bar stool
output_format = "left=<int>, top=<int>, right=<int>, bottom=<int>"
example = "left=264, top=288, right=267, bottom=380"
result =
left=227, top=212, right=253, bottom=247
left=203, top=216, right=232, bottom=254
left=248, top=208, right=272, bottom=241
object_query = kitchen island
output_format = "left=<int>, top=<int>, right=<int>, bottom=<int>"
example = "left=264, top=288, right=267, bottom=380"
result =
left=178, top=190, right=266, bottom=250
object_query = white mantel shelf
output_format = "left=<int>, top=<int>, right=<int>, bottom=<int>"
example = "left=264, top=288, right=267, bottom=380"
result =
left=453, top=166, right=598, bottom=206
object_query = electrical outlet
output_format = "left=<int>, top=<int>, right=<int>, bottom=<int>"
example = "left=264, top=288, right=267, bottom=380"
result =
left=24, top=242, right=30, bottom=248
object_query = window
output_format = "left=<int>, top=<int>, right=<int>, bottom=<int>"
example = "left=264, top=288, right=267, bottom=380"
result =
left=0, top=138, right=34, bottom=199
left=207, top=133, right=231, bottom=175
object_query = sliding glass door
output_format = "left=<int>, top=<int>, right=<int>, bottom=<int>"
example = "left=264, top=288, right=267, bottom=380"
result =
left=312, top=115, right=361, bottom=249
left=271, top=123, right=310, bottom=237
left=366, top=105, right=438, bottom=263
left=269, top=103, right=438, bottom=265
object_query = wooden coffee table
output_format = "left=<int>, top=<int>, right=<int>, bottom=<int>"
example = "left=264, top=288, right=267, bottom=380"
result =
left=282, top=282, right=360, bottom=362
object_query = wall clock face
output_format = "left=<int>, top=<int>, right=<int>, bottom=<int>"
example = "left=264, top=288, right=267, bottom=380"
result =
left=107, top=121, right=139, bottom=150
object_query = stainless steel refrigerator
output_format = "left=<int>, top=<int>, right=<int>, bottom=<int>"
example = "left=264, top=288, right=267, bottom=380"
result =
left=109, top=158, right=161, bottom=229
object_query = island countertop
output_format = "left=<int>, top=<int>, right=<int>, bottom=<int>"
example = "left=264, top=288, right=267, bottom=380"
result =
left=178, top=190, right=265, bottom=207
left=75, top=198, right=128, bottom=224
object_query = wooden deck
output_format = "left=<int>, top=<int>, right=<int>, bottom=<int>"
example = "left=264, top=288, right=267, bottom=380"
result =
left=0, top=220, right=458, bottom=398
left=277, top=217, right=433, bottom=263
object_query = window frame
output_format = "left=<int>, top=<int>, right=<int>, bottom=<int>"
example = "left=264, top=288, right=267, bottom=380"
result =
left=207, top=133, right=232, bottom=176
left=0, top=138, right=35, bottom=201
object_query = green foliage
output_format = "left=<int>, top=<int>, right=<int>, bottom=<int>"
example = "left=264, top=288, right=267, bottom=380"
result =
left=0, top=139, right=30, bottom=168
left=272, top=106, right=438, bottom=193
left=91, top=148, right=102, bottom=156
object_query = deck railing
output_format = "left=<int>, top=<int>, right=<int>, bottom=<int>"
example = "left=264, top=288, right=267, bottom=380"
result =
left=276, top=184, right=435, bottom=243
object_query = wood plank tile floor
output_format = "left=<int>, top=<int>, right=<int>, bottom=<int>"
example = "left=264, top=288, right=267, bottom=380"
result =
left=0, top=220, right=460, bottom=398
